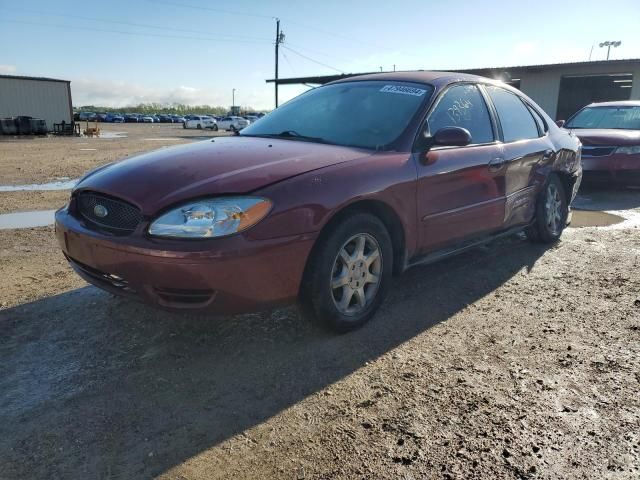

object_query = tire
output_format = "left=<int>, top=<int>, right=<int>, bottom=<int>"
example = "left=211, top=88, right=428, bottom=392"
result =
left=230, top=125, right=237, bottom=133
left=183, top=122, right=186, bottom=129
left=213, top=124, right=219, bottom=131
left=525, top=173, right=568, bottom=243
left=302, top=213, right=393, bottom=332
left=197, top=124, right=202, bottom=130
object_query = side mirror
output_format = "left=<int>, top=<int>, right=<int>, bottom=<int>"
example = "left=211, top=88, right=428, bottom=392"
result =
left=432, top=126, right=472, bottom=147
left=556, top=119, right=566, bottom=128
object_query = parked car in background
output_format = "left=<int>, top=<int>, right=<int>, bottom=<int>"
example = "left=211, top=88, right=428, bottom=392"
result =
left=158, top=114, right=173, bottom=123
left=171, top=115, right=186, bottom=123
left=105, top=113, right=125, bottom=123
left=245, top=115, right=259, bottom=123
left=184, top=115, right=217, bottom=130
left=78, top=112, right=96, bottom=121
left=141, top=116, right=155, bottom=123
left=56, top=72, right=581, bottom=332
left=561, top=100, right=640, bottom=185
left=124, top=114, right=139, bottom=123
left=96, top=113, right=108, bottom=122
left=217, top=116, right=249, bottom=131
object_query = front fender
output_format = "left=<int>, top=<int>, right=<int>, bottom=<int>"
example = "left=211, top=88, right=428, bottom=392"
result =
left=246, top=152, right=420, bottom=257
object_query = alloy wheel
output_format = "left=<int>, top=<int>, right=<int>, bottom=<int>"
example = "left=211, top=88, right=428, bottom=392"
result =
left=545, top=183, right=563, bottom=235
left=330, top=233, right=382, bottom=315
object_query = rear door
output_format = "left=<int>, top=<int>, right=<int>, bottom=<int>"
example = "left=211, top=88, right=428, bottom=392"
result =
left=483, top=85, right=555, bottom=228
left=416, top=83, right=506, bottom=252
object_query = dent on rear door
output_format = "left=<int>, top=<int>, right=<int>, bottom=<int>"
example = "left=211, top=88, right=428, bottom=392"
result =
left=501, top=138, right=553, bottom=228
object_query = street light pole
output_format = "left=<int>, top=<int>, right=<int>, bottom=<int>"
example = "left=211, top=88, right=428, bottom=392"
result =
left=599, top=41, right=622, bottom=60
left=232, top=88, right=236, bottom=109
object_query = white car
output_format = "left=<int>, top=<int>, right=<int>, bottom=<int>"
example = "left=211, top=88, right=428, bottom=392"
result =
left=184, top=116, right=218, bottom=130
left=141, top=116, right=155, bottom=123
left=216, top=116, right=250, bottom=131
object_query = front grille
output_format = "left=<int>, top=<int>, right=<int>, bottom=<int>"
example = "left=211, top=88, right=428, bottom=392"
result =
left=77, top=191, right=143, bottom=234
left=581, top=146, right=616, bottom=157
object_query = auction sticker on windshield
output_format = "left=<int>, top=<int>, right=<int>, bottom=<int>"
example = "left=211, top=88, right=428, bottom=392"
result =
left=380, top=85, right=427, bottom=96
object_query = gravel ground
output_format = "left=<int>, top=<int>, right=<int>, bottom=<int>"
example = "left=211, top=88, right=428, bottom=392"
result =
left=0, top=126, right=639, bottom=479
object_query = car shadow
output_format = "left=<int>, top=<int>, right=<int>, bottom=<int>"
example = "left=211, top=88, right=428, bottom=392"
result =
left=0, top=234, right=546, bottom=479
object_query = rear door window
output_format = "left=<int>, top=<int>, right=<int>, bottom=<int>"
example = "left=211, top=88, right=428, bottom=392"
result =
left=427, top=84, right=494, bottom=144
left=486, top=86, right=539, bottom=142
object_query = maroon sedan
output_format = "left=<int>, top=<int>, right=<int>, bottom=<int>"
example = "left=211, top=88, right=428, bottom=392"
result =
left=55, top=72, right=582, bottom=331
left=562, top=100, right=640, bottom=185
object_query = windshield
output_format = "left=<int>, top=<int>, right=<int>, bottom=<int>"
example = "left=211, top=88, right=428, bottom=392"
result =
left=566, top=106, right=640, bottom=130
left=241, top=81, right=433, bottom=149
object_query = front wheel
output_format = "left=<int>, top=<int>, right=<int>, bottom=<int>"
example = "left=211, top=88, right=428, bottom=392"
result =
left=197, top=124, right=202, bottom=130
left=213, top=124, right=219, bottom=131
left=525, top=174, right=568, bottom=243
left=183, top=122, right=186, bottom=129
left=302, top=213, right=393, bottom=332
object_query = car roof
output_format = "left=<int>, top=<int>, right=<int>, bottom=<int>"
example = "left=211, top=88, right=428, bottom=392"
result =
left=328, top=70, right=492, bottom=87
left=585, top=100, right=640, bottom=107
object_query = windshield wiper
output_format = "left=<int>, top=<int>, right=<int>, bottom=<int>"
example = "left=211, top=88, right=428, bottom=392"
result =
left=248, top=130, right=329, bottom=143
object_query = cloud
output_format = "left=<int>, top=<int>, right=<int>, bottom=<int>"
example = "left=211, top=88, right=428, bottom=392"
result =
left=70, top=78, right=279, bottom=110
left=0, top=65, right=17, bottom=74
left=70, top=78, right=231, bottom=107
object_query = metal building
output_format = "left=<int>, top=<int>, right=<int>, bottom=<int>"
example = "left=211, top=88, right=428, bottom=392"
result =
left=267, top=58, right=640, bottom=120
left=0, top=75, right=73, bottom=131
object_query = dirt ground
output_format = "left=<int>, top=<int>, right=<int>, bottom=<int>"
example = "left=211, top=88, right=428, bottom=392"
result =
left=1, top=124, right=639, bottom=479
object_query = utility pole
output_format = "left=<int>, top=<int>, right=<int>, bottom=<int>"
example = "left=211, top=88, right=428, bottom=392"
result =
left=274, top=18, right=285, bottom=108
left=232, top=88, right=236, bottom=109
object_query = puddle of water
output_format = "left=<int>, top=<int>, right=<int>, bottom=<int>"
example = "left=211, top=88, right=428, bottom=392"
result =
left=0, top=179, right=78, bottom=192
left=98, top=131, right=128, bottom=139
left=0, top=210, right=56, bottom=229
left=570, top=210, right=624, bottom=228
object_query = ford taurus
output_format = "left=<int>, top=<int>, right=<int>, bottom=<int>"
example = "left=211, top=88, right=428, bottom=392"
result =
left=55, top=72, right=582, bottom=332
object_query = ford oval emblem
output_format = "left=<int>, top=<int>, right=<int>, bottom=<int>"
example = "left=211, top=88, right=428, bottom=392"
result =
left=93, top=204, right=108, bottom=218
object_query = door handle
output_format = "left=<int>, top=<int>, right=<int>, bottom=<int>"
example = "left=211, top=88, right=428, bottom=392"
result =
left=488, top=157, right=506, bottom=171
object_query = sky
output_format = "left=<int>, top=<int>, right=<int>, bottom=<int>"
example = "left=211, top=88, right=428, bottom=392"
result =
left=1, top=0, right=639, bottom=110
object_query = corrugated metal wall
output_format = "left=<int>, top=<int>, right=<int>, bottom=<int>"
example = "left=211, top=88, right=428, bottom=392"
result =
left=0, top=77, right=72, bottom=130
left=518, top=63, right=640, bottom=119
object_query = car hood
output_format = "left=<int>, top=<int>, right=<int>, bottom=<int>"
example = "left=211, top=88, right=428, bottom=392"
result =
left=74, top=136, right=370, bottom=215
left=570, top=128, right=640, bottom=146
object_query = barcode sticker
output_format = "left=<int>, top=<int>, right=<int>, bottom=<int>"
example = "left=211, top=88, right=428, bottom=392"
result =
left=380, top=85, right=427, bottom=96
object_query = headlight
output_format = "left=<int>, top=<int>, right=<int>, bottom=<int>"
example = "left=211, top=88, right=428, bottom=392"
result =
left=616, top=146, right=640, bottom=155
left=148, top=197, right=272, bottom=238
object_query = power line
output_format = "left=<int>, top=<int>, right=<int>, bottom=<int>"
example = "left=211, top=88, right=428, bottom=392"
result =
left=281, top=46, right=345, bottom=74
left=149, top=0, right=274, bottom=19
left=0, top=19, right=267, bottom=44
left=149, top=0, right=385, bottom=51
left=281, top=50, right=296, bottom=74
left=283, top=19, right=386, bottom=50
left=4, top=7, right=271, bottom=42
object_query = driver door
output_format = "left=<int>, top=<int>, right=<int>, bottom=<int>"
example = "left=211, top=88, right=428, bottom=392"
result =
left=415, top=83, right=506, bottom=252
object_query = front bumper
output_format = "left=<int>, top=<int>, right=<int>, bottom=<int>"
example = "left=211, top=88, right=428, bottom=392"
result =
left=582, top=153, right=640, bottom=184
left=55, top=208, right=316, bottom=314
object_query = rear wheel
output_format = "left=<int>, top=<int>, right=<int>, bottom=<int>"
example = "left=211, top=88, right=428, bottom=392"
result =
left=183, top=122, right=186, bottom=129
left=525, top=174, right=568, bottom=243
left=303, top=213, right=393, bottom=332
left=213, top=124, right=219, bottom=131
left=197, top=124, right=202, bottom=130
